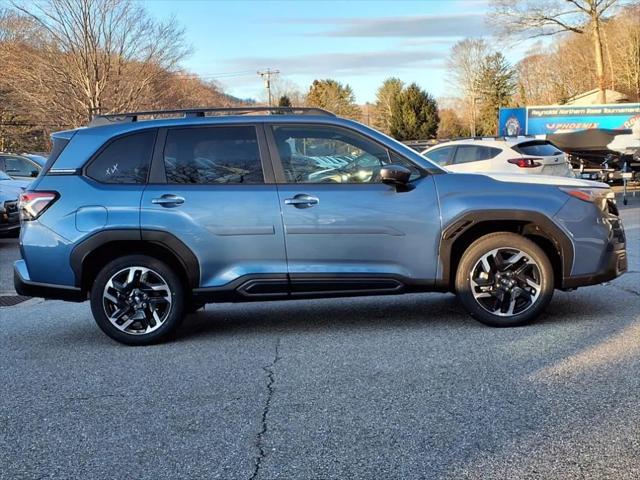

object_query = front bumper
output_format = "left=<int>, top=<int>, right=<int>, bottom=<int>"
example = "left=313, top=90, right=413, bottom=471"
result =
left=562, top=245, right=627, bottom=289
left=14, top=259, right=85, bottom=302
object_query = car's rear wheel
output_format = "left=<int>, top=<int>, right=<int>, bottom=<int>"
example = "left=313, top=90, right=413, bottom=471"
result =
left=455, top=232, right=554, bottom=327
left=90, top=255, right=185, bottom=345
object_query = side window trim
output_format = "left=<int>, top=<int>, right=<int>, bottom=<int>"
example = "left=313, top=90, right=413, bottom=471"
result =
left=82, top=128, right=158, bottom=184
left=154, top=123, right=273, bottom=185
left=264, top=122, right=427, bottom=184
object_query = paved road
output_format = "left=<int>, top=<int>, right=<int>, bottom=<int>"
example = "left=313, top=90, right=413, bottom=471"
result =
left=1, top=202, right=638, bottom=479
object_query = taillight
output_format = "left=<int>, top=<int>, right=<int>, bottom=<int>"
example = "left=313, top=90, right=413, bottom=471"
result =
left=19, top=191, right=58, bottom=221
left=507, top=158, right=542, bottom=168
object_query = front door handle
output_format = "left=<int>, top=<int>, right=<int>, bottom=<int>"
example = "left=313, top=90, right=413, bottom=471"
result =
left=284, top=194, right=319, bottom=208
left=152, top=194, right=185, bottom=207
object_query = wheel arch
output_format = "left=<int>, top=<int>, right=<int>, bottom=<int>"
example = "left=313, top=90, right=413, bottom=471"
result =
left=70, top=229, right=200, bottom=293
left=439, top=210, right=572, bottom=291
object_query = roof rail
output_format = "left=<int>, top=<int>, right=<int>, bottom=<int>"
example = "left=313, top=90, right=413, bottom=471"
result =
left=445, top=135, right=539, bottom=141
left=88, top=106, right=336, bottom=126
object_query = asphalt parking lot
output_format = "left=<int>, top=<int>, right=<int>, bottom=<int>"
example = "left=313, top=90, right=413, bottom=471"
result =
left=1, top=199, right=639, bottom=480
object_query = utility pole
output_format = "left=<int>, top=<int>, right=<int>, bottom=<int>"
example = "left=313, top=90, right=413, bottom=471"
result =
left=257, top=69, right=280, bottom=106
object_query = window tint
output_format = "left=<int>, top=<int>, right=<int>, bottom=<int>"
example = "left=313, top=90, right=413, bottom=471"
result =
left=164, top=126, right=263, bottom=184
left=86, top=131, right=155, bottom=184
left=2, top=156, right=38, bottom=177
left=272, top=125, right=420, bottom=183
left=424, top=147, right=454, bottom=166
left=513, top=141, right=563, bottom=157
left=453, top=145, right=501, bottom=164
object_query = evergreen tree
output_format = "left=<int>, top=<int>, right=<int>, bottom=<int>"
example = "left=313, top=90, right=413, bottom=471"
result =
left=389, top=83, right=439, bottom=141
left=475, top=53, right=516, bottom=135
left=277, top=95, right=292, bottom=107
left=305, top=79, right=361, bottom=119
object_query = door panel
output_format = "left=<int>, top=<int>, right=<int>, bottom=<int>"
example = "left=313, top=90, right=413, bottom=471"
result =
left=267, top=123, right=441, bottom=285
left=277, top=179, right=440, bottom=282
left=141, top=184, right=286, bottom=287
left=141, top=125, right=286, bottom=288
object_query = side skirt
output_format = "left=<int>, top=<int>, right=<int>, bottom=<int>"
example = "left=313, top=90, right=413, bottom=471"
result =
left=191, top=274, right=442, bottom=303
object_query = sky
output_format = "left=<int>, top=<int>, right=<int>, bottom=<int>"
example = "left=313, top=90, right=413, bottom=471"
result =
left=142, top=0, right=533, bottom=104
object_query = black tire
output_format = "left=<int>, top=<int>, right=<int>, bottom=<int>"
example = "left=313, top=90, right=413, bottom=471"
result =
left=455, top=232, right=554, bottom=327
left=90, top=255, right=185, bottom=345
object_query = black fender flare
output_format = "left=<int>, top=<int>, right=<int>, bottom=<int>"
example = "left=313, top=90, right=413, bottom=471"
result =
left=438, top=209, right=574, bottom=288
left=69, top=229, right=200, bottom=288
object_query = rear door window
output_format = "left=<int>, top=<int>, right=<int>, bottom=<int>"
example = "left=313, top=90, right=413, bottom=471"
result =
left=513, top=141, right=563, bottom=157
left=423, top=146, right=454, bottom=166
left=86, top=130, right=156, bottom=184
left=164, top=126, right=263, bottom=184
left=453, top=145, right=501, bottom=164
left=2, top=155, right=39, bottom=177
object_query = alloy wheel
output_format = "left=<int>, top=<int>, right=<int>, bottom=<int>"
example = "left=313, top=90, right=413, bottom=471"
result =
left=470, top=247, right=542, bottom=317
left=102, top=266, right=172, bottom=335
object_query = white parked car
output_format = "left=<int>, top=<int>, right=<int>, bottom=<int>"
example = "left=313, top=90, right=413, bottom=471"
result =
left=421, top=138, right=574, bottom=177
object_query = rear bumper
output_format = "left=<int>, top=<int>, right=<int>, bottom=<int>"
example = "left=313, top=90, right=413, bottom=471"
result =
left=562, top=246, right=627, bottom=289
left=13, top=260, right=85, bottom=302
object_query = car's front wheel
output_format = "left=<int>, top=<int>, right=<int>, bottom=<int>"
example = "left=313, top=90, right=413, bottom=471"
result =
left=90, top=255, right=185, bottom=345
left=455, top=232, right=554, bottom=327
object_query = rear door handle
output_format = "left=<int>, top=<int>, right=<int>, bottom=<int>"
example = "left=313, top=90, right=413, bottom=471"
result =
left=284, top=194, right=319, bottom=208
left=152, top=194, right=185, bottom=207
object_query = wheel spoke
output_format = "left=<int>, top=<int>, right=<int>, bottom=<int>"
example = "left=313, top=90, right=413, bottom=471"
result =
left=524, top=277, right=541, bottom=291
left=118, top=317, right=135, bottom=331
left=109, top=306, right=130, bottom=322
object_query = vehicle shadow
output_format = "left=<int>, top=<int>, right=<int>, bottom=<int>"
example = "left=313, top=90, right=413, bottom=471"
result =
left=171, top=289, right=619, bottom=343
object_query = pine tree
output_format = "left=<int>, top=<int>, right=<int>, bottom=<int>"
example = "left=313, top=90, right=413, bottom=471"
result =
left=278, top=95, right=292, bottom=107
left=475, top=53, right=516, bottom=135
left=305, top=79, right=361, bottom=119
left=389, top=83, right=439, bottom=141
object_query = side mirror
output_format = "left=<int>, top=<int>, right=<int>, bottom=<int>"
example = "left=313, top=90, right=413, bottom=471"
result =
left=380, top=164, right=412, bottom=191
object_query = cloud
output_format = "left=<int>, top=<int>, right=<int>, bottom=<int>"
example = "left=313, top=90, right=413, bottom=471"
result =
left=220, top=49, right=446, bottom=80
left=306, top=13, right=489, bottom=38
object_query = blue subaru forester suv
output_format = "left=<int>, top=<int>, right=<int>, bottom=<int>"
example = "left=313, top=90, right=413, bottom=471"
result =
left=15, top=107, right=627, bottom=345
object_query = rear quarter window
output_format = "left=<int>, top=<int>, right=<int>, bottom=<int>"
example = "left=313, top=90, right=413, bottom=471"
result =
left=513, top=141, right=563, bottom=157
left=86, top=130, right=156, bottom=184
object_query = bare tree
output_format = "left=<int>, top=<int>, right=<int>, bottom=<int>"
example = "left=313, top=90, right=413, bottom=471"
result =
left=373, top=77, right=403, bottom=134
left=447, top=38, right=491, bottom=135
left=491, top=0, right=625, bottom=103
left=10, top=0, right=190, bottom=124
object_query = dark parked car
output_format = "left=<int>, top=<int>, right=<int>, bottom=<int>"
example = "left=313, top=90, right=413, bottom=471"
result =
left=0, top=170, right=25, bottom=237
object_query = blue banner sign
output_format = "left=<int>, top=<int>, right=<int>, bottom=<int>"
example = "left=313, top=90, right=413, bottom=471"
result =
left=499, top=104, right=640, bottom=135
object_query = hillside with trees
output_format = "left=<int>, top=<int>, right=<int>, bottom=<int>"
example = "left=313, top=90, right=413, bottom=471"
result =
left=0, top=1, right=245, bottom=152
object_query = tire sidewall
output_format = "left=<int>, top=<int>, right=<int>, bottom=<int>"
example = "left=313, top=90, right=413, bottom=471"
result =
left=90, top=255, right=185, bottom=345
left=455, top=233, right=554, bottom=327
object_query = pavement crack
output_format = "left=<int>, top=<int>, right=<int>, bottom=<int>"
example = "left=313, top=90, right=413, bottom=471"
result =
left=249, top=338, right=281, bottom=480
